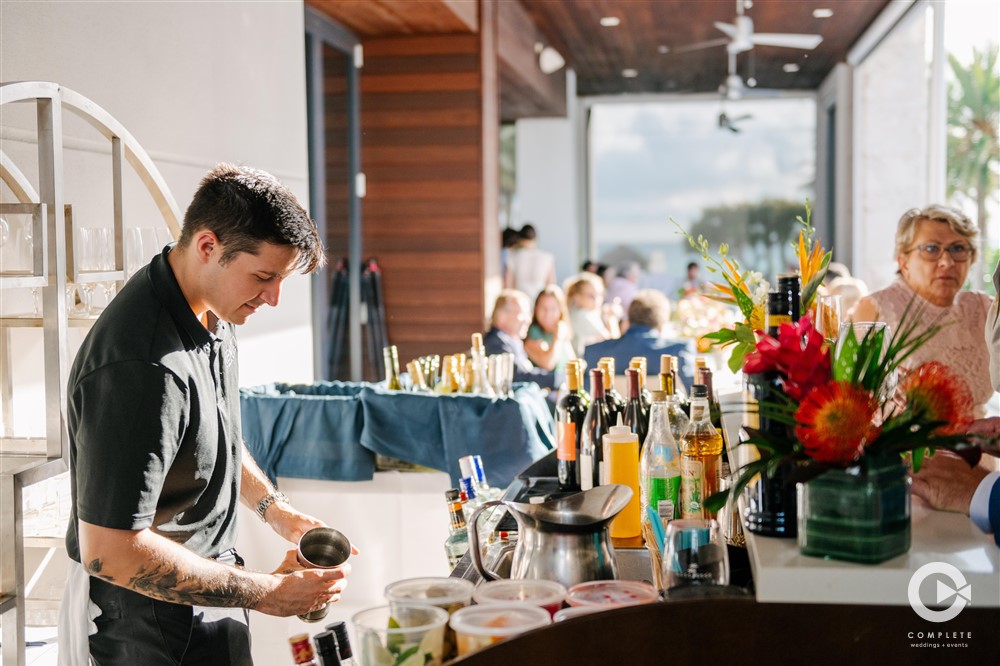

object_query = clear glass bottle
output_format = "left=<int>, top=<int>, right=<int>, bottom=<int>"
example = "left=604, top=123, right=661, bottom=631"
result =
left=580, top=368, right=610, bottom=489
left=406, top=360, right=432, bottom=393
left=434, top=355, right=454, bottom=394
left=556, top=359, right=587, bottom=492
left=659, top=353, right=687, bottom=403
left=679, top=384, right=724, bottom=520
left=443, top=488, right=470, bottom=569
left=640, top=391, right=681, bottom=525
left=469, top=332, right=495, bottom=396
left=382, top=345, right=402, bottom=390
left=659, top=358, right=690, bottom=445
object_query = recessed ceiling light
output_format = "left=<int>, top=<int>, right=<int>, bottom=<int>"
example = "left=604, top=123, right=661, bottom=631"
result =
left=783, top=63, right=800, bottom=73
left=813, top=8, right=834, bottom=18
left=658, top=45, right=670, bottom=54
left=622, top=68, right=638, bottom=78
left=600, top=16, right=621, bottom=27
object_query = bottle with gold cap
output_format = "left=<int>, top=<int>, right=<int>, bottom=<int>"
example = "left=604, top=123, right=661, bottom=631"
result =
left=382, top=345, right=403, bottom=391
left=556, top=359, right=587, bottom=491
left=469, top=332, right=495, bottom=396
left=629, top=356, right=652, bottom=418
left=597, top=357, right=625, bottom=423
left=288, top=633, right=319, bottom=665
left=658, top=354, right=690, bottom=444
left=407, top=360, right=432, bottom=393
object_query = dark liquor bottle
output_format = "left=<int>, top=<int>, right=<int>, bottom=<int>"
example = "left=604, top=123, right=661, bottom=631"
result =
left=580, top=368, right=610, bottom=490
left=313, top=631, right=341, bottom=666
left=629, top=357, right=652, bottom=422
left=623, top=367, right=648, bottom=447
left=766, top=291, right=788, bottom=335
left=557, top=360, right=587, bottom=491
left=777, top=273, right=802, bottom=323
left=324, top=621, right=357, bottom=666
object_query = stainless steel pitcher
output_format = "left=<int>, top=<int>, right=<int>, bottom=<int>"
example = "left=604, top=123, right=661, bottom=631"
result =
left=468, top=484, right=632, bottom=588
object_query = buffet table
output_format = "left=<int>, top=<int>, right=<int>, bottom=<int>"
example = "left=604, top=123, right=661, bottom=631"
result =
left=240, top=381, right=555, bottom=488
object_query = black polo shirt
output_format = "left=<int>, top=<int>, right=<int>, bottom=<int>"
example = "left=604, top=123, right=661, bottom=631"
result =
left=65, top=246, right=242, bottom=563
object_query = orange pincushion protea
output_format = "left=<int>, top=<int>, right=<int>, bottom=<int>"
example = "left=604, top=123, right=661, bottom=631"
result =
left=899, top=361, right=974, bottom=435
left=795, top=381, right=881, bottom=464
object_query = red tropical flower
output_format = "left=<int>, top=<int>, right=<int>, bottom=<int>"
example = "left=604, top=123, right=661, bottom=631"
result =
left=795, top=381, right=881, bottom=464
left=899, top=361, right=974, bottom=434
left=743, top=315, right=831, bottom=401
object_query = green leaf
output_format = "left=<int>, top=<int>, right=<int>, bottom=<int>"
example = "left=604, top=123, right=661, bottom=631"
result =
left=833, top=326, right=859, bottom=381
left=911, top=446, right=926, bottom=473
left=727, top=339, right=756, bottom=374
left=393, top=645, right=420, bottom=666
left=703, top=328, right=738, bottom=344
left=734, top=322, right=758, bottom=344
left=729, top=281, right=756, bottom=321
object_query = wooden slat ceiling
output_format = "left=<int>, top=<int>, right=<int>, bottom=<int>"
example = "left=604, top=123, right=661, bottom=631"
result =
left=309, top=0, right=891, bottom=98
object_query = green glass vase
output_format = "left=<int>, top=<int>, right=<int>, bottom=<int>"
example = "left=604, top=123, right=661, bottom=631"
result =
left=796, top=455, right=911, bottom=564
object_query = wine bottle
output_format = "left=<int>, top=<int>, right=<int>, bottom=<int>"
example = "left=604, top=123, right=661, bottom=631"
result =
left=640, top=391, right=681, bottom=525
left=580, top=368, right=610, bottom=490
left=289, top=633, right=319, bottom=666
left=324, top=621, right=357, bottom=666
left=629, top=357, right=652, bottom=420
left=469, top=332, right=495, bottom=396
left=659, top=355, right=690, bottom=444
left=382, top=345, right=402, bottom=390
left=598, top=357, right=625, bottom=423
left=313, top=631, right=341, bottom=666
left=623, top=367, right=648, bottom=446
left=679, top=384, right=724, bottom=519
left=557, top=359, right=587, bottom=491
left=778, top=273, right=801, bottom=323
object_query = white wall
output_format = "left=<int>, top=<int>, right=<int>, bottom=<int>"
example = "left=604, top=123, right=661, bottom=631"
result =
left=514, top=75, right=580, bottom=286
left=0, top=0, right=316, bottom=392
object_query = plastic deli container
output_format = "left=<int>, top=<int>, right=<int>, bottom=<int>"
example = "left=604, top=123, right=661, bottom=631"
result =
left=565, top=580, right=659, bottom=607
left=352, top=604, right=448, bottom=666
left=385, top=577, right=475, bottom=615
left=449, top=604, right=551, bottom=656
left=553, top=605, right=606, bottom=622
left=472, top=579, right=567, bottom=617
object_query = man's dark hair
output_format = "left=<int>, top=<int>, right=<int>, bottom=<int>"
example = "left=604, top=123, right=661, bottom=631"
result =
left=502, top=227, right=520, bottom=248
left=518, top=224, right=537, bottom=241
left=179, top=163, right=325, bottom=273
left=628, top=289, right=670, bottom=329
left=687, top=261, right=699, bottom=272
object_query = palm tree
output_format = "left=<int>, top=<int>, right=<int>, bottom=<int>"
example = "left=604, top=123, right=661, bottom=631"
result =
left=946, top=44, right=999, bottom=287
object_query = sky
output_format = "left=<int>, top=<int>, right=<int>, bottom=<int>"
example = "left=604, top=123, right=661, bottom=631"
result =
left=589, top=0, right=1000, bottom=272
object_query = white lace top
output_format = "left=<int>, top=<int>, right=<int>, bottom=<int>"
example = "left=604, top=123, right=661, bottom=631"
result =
left=867, top=278, right=995, bottom=417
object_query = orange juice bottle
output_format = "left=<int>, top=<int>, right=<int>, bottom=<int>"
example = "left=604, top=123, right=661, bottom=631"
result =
left=605, top=419, right=641, bottom=538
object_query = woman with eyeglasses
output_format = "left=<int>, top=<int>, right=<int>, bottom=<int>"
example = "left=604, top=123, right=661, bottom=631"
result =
left=852, top=204, right=994, bottom=417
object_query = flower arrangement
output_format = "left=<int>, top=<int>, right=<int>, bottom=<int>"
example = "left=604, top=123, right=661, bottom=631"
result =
left=674, top=201, right=831, bottom=372
left=704, top=303, right=982, bottom=513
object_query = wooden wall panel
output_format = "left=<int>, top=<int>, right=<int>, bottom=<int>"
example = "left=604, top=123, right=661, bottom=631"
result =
left=360, top=28, right=498, bottom=369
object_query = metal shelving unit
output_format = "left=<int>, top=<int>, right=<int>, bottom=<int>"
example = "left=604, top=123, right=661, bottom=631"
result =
left=0, top=81, right=182, bottom=665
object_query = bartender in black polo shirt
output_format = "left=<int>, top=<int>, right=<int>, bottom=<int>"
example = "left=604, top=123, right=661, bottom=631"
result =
left=61, top=164, right=355, bottom=665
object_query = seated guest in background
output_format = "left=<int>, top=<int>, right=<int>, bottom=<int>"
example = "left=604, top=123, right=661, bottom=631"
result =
left=565, top=272, right=621, bottom=356
left=912, top=258, right=1000, bottom=545
left=682, top=261, right=702, bottom=296
left=606, top=261, right=641, bottom=321
left=524, top=285, right=576, bottom=375
left=851, top=204, right=994, bottom=417
left=484, top=289, right=558, bottom=390
left=583, top=289, right=695, bottom=392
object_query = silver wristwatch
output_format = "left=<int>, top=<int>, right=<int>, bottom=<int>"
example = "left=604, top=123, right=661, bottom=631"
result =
left=256, top=491, right=289, bottom=522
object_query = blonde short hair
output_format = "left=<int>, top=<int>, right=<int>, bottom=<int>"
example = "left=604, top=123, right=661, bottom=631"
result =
left=894, top=204, right=979, bottom=262
left=490, top=289, right=529, bottom=326
left=564, top=272, right=604, bottom=306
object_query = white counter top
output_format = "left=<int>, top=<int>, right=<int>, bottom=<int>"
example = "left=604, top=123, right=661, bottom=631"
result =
left=719, top=406, right=1000, bottom=608
left=744, top=499, right=1000, bottom=607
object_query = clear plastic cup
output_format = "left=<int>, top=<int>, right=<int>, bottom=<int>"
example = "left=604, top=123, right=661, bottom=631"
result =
left=553, top=605, right=606, bottom=622
left=385, top=577, right=475, bottom=661
left=352, top=604, right=448, bottom=666
left=565, top=580, right=659, bottom=607
left=472, top=579, right=567, bottom=617
left=448, top=604, right=551, bottom=656
left=385, top=577, right=475, bottom=614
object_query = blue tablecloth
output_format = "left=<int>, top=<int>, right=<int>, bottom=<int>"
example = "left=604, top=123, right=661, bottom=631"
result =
left=240, top=382, right=555, bottom=488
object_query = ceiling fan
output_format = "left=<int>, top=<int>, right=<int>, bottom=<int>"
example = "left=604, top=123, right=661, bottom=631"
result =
left=674, top=0, right=823, bottom=55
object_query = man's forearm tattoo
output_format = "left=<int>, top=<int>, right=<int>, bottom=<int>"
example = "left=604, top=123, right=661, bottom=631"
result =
left=85, top=556, right=266, bottom=608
